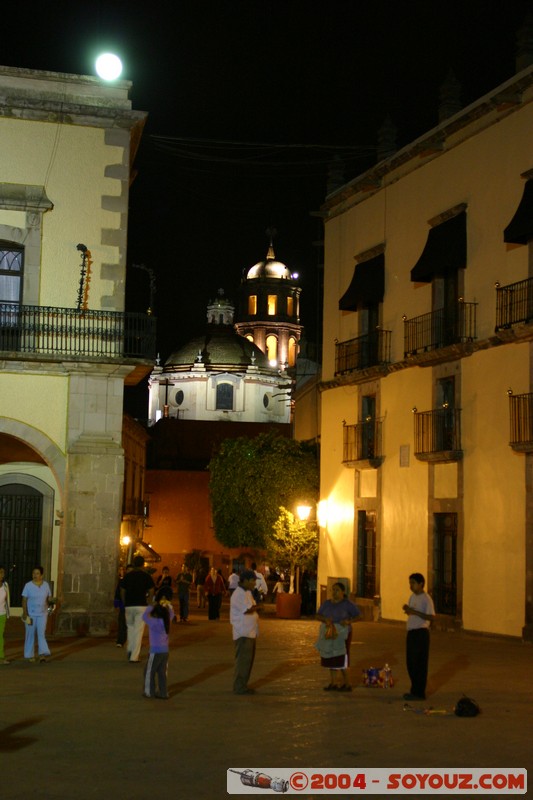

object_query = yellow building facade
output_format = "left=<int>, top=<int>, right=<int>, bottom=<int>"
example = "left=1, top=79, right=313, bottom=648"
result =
left=319, top=63, right=533, bottom=639
left=0, top=66, right=153, bottom=634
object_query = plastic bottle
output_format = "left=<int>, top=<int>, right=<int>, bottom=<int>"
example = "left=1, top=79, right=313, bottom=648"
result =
left=383, top=663, right=391, bottom=689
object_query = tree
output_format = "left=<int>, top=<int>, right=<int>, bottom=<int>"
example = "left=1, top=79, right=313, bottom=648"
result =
left=208, top=431, right=318, bottom=549
left=267, top=506, right=318, bottom=593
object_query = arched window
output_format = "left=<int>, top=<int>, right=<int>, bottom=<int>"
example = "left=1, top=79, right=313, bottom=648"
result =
left=288, top=337, right=297, bottom=367
left=216, top=383, right=234, bottom=410
left=266, top=335, right=277, bottom=363
left=0, top=243, right=23, bottom=304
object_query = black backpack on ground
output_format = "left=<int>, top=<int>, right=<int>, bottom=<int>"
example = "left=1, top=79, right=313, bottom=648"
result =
left=454, top=695, right=481, bottom=717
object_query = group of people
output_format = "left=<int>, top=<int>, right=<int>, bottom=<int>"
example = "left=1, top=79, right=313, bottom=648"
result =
left=0, top=559, right=435, bottom=704
left=0, top=564, right=55, bottom=664
left=230, top=569, right=435, bottom=700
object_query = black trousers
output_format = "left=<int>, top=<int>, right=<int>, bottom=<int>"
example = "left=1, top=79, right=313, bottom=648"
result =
left=406, top=628, right=430, bottom=698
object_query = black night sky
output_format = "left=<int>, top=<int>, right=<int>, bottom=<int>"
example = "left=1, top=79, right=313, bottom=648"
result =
left=3, top=0, right=533, bottom=413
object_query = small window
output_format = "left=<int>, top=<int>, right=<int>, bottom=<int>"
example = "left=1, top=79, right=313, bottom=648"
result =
left=0, top=243, right=23, bottom=305
left=263, top=394, right=270, bottom=408
left=287, top=296, right=294, bottom=316
left=248, top=295, right=257, bottom=315
left=268, top=295, right=277, bottom=315
left=174, top=390, right=184, bottom=406
left=216, top=383, right=233, bottom=410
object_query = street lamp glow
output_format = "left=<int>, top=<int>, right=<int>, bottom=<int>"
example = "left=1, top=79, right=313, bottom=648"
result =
left=95, top=53, right=123, bottom=81
left=296, top=504, right=312, bottom=522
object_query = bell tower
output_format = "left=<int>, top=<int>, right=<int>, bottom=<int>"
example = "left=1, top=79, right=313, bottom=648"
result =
left=235, top=232, right=303, bottom=369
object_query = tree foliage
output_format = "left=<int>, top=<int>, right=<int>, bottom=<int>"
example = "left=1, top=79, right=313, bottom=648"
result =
left=208, top=431, right=319, bottom=549
left=267, top=506, right=318, bottom=586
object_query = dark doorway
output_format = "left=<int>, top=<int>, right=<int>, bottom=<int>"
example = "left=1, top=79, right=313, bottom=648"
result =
left=0, top=484, right=43, bottom=604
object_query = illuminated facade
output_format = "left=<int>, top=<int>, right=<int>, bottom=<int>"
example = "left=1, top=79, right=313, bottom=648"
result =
left=235, top=242, right=303, bottom=369
left=319, top=61, right=533, bottom=638
left=0, top=66, right=153, bottom=634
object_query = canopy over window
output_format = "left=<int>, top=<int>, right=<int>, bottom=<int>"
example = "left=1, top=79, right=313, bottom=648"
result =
left=410, top=211, right=466, bottom=283
left=504, top=179, right=533, bottom=245
left=338, top=253, right=384, bottom=311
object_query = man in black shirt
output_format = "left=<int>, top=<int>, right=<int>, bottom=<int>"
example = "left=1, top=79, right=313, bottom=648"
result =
left=120, top=555, right=155, bottom=662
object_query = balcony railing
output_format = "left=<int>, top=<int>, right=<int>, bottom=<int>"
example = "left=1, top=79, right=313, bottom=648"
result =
left=404, top=303, right=477, bottom=357
left=495, top=277, right=533, bottom=330
left=335, top=329, right=391, bottom=375
left=413, top=408, right=462, bottom=461
left=508, top=392, right=533, bottom=452
left=0, top=304, right=156, bottom=360
left=343, top=418, right=383, bottom=466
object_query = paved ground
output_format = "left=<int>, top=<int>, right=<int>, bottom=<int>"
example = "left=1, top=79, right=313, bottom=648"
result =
left=1, top=603, right=532, bottom=799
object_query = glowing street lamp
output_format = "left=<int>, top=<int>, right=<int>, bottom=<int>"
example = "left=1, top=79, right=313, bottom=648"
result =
left=296, top=504, right=312, bottom=522
left=95, top=53, right=123, bottom=81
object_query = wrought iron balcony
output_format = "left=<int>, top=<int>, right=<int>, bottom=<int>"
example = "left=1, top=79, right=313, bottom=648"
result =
left=0, top=303, right=156, bottom=360
left=335, top=329, right=391, bottom=375
left=404, top=302, right=477, bottom=357
left=495, top=277, right=533, bottom=330
left=342, top=418, right=383, bottom=467
left=413, top=408, right=462, bottom=462
left=508, top=391, right=533, bottom=452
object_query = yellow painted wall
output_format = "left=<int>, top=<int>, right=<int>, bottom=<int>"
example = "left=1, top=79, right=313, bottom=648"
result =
left=379, top=369, right=431, bottom=620
left=0, top=117, right=125, bottom=310
left=462, top=345, right=527, bottom=636
left=0, top=373, right=68, bottom=451
left=318, top=387, right=357, bottom=587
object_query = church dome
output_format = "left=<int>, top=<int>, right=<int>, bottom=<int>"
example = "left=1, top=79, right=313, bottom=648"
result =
left=164, top=326, right=270, bottom=372
left=245, top=243, right=292, bottom=281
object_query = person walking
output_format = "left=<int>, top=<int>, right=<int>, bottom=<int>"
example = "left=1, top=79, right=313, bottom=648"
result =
left=195, top=566, right=207, bottom=609
left=176, top=564, right=192, bottom=623
left=21, top=566, right=53, bottom=663
left=402, top=572, right=435, bottom=701
left=0, top=566, right=11, bottom=664
left=227, top=570, right=240, bottom=595
left=114, top=564, right=129, bottom=648
left=251, top=562, right=267, bottom=603
left=120, top=555, right=155, bottom=663
left=204, top=566, right=226, bottom=620
left=142, top=586, right=174, bottom=699
left=230, top=569, right=260, bottom=695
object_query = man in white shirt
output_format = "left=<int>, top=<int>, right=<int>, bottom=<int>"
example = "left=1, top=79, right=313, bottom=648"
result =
left=230, top=570, right=260, bottom=695
left=227, top=571, right=240, bottom=595
left=402, top=572, right=435, bottom=701
left=251, top=562, right=268, bottom=603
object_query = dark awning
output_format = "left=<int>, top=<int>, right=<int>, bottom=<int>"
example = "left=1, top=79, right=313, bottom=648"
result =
left=410, top=211, right=466, bottom=283
left=338, top=253, right=384, bottom=311
left=504, top=179, right=533, bottom=244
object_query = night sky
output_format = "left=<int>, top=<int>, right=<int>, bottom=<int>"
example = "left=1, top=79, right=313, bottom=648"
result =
left=3, top=0, right=533, bottom=412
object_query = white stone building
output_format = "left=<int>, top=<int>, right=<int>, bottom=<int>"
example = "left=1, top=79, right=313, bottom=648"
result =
left=148, top=290, right=292, bottom=424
